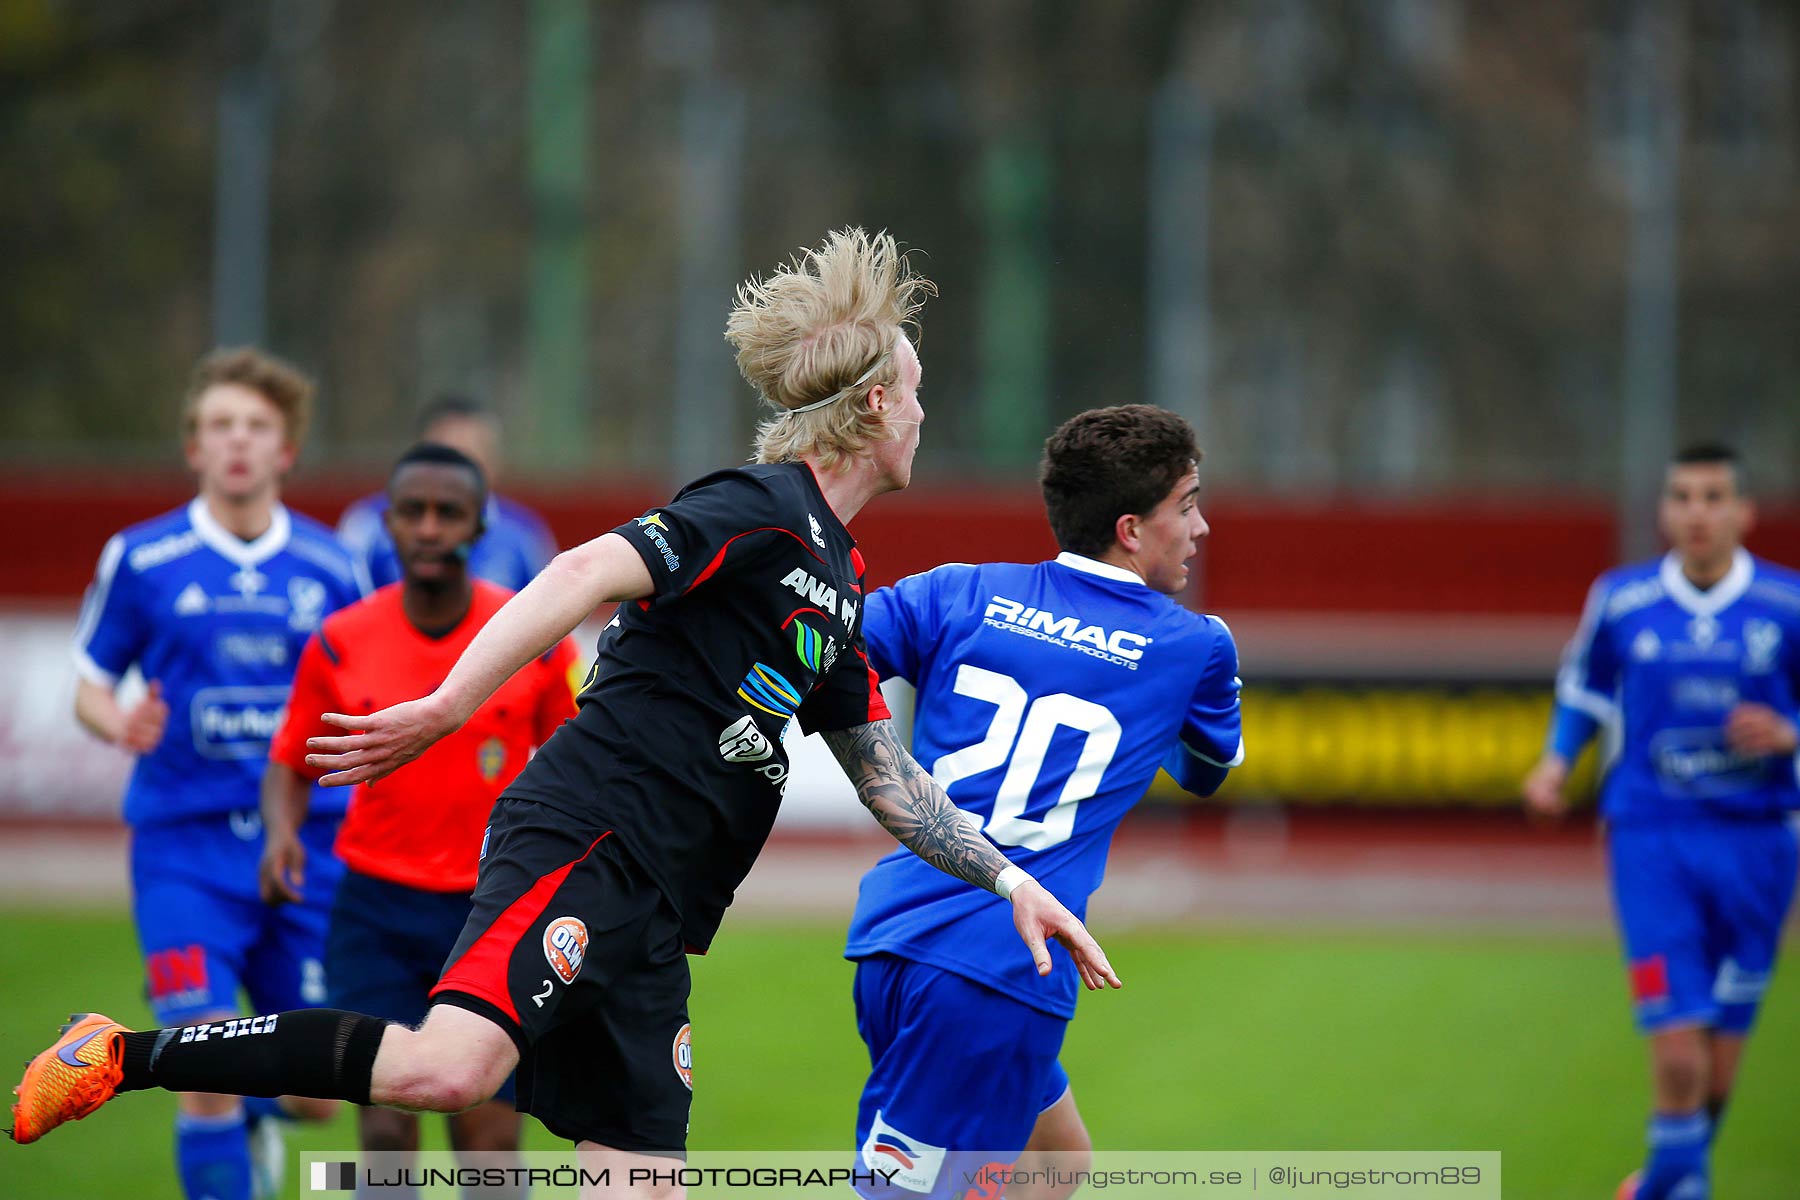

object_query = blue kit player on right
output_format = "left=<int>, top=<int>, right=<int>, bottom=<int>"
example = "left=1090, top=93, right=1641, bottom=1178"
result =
left=1523, top=443, right=1800, bottom=1200
left=847, top=406, right=1243, bottom=1200
left=69, top=348, right=361, bottom=1200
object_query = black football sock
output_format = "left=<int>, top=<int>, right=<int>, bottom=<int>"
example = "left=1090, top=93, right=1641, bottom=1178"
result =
left=116, top=1010, right=388, bottom=1105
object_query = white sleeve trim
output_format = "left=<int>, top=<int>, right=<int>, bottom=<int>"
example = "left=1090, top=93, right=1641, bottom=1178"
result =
left=1555, top=675, right=1617, bottom=721
left=72, top=648, right=119, bottom=688
left=1181, top=736, right=1245, bottom=769
left=1553, top=575, right=1618, bottom=721
left=72, top=535, right=125, bottom=652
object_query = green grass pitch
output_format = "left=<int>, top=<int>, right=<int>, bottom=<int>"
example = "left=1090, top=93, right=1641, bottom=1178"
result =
left=1, top=911, right=1794, bottom=1198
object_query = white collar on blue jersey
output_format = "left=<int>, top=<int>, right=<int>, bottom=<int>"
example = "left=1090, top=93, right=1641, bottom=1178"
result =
left=1054, top=551, right=1147, bottom=587
left=188, top=497, right=292, bottom=567
left=1659, top=546, right=1753, bottom=617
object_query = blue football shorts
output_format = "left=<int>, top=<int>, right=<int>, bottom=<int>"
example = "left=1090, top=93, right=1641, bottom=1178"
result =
left=131, top=809, right=344, bottom=1026
left=326, top=867, right=516, bottom=1103
left=851, top=953, right=1070, bottom=1200
left=1608, top=816, right=1798, bottom=1035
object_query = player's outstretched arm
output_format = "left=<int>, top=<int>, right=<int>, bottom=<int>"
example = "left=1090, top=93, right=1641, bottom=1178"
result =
left=821, top=720, right=1122, bottom=991
left=305, top=533, right=654, bottom=787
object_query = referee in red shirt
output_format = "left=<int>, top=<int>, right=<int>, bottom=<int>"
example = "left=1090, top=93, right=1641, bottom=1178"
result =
left=259, top=443, right=580, bottom=1184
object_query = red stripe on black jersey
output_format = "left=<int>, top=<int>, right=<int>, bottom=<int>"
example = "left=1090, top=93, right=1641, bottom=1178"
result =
left=683, top=526, right=827, bottom=595
left=855, top=646, right=891, bottom=723
left=431, top=832, right=612, bottom=1023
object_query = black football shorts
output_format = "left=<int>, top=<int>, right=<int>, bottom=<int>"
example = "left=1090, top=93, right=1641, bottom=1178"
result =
left=431, top=797, right=693, bottom=1154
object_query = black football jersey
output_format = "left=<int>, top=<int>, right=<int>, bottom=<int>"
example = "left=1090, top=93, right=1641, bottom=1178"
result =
left=505, top=462, right=888, bottom=949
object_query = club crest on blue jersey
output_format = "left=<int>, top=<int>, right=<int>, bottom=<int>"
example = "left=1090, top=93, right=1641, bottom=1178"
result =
left=1744, top=619, right=1781, bottom=673
left=288, top=575, right=328, bottom=630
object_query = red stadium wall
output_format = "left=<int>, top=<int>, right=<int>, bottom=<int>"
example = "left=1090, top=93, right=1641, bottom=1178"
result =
left=5, top=470, right=1798, bottom=612
left=7, top=471, right=1797, bottom=817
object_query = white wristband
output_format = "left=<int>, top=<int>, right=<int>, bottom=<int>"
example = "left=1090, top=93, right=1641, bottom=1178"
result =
left=995, top=864, right=1035, bottom=899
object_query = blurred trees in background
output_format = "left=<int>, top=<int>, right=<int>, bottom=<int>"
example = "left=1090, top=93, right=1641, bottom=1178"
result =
left=1, top=0, right=1795, bottom=492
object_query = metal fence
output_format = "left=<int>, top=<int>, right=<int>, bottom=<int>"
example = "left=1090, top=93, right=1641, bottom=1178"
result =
left=3, top=0, right=1795, bottom=503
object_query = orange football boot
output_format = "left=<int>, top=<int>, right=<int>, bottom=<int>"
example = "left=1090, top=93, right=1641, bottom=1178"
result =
left=8, top=1013, right=129, bottom=1144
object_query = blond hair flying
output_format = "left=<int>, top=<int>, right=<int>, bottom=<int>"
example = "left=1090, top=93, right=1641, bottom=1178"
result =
left=726, top=228, right=936, bottom=473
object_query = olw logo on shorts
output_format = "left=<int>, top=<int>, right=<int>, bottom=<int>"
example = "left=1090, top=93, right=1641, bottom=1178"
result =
left=543, top=917, right=589, bottom=985
left=672, top=1022, right=693, bottom=1091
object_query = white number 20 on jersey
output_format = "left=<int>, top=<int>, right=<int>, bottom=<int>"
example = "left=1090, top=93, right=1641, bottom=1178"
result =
left=929, top=665, right=1121, bottom=851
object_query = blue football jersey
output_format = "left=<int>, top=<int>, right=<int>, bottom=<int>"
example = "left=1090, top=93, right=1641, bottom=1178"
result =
left=845, top=552, right=1243, bottom=1018
left=73, top=499, right=362, bottom=825
left=1550, top=549, right=1800, bottom=822
left=336, top=492, right=556, bottom=594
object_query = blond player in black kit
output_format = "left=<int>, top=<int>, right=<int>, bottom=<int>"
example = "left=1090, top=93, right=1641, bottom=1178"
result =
left=13, top=229, right=1121, bottom=1199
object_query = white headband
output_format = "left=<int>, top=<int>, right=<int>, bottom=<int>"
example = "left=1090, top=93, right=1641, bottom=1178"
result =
left=781, top=352, right=891, bottom=419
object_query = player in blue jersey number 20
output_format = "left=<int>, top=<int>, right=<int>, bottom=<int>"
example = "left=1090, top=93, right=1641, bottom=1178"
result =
left=848, top=405, right=1243, bottom=1199
left=1523, top=444, right=1800, bottom=1200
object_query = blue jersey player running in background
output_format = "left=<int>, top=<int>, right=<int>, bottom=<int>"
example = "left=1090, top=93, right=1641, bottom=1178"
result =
left=335, top=395, right=557, bottom=595
left=1522, top=443, right=1800, bottom=1200
left=71, top=348, right=362, bottom=1200
left=848, top=405, right=1242, bottom=1199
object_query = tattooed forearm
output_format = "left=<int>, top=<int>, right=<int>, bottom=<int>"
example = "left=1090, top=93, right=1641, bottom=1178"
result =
left=822, top=720, right=1012, bottom=893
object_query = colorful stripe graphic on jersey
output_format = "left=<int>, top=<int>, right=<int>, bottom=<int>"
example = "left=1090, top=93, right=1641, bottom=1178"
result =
left=792, top=621, right=824, bottom=672
left=737, top=662, right=802, bottom=718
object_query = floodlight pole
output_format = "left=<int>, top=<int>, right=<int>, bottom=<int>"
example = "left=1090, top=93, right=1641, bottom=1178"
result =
left=1617, top=1, right=1683, bottom=561
left=211, top=3, right=274, bottom=348
left=1146, top=76, right=1213, bottom=605
left=669, top=0, right=745, bottom=487
left=976, top=130, right=1053, bottom=469
left=525, top=0, right=593, bottom=469
left=1146, top=79, right=1212, bottom=442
